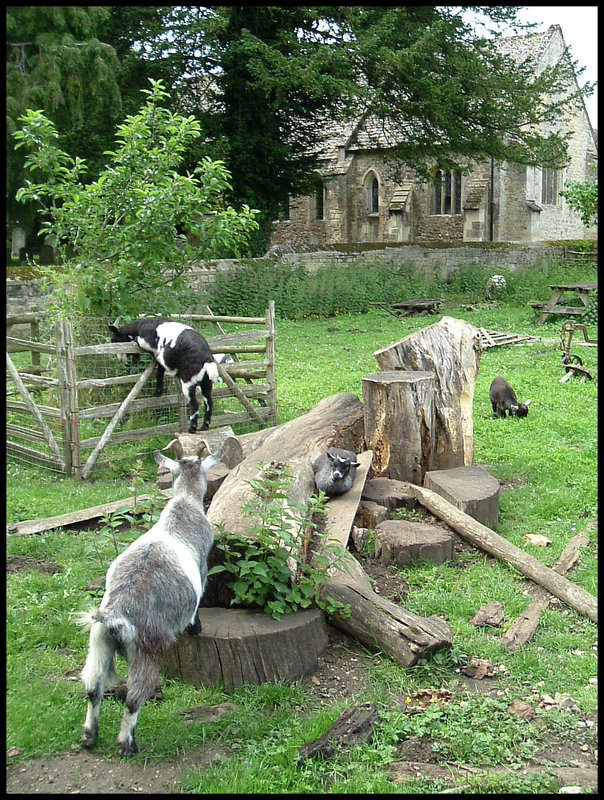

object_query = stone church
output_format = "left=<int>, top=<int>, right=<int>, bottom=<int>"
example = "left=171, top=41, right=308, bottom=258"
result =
left=270, top=26, right=597, bottom=249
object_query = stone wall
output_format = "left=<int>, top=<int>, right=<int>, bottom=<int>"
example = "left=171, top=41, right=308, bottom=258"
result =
left=7, top=243, right=578, bottom=320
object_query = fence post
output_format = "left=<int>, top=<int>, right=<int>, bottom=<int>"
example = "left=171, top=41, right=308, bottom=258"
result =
left=55, top=321, right=73, bottom=477
left=265, top=300, right=277, bottom=426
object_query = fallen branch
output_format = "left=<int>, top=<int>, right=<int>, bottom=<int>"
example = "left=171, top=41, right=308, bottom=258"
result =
left=409, top=484, right=597, bottom=623
left=500, top=520, right=596, bottom=650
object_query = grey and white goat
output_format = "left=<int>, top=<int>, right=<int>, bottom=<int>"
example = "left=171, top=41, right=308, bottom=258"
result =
left=489, top=377, right=531, bottom=418
left=76, top=446, right=222, bottom=757
left=312, top=447, right=360, bottom=497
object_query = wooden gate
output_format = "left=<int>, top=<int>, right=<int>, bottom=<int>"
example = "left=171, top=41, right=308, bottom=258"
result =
left=6, top=303, right=276, bottom=479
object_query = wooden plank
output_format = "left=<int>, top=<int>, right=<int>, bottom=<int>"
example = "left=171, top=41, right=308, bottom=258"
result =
left=6, top=336, right=56, bottom=355
left=6, top=400, right=62, bottom=418
left=479, top=328, right=497, bottom=348
left=6, top=352, right=66, bottom=470
left=6, top=441, right=63, bottom=470
left=6, top=492, right=172, bottom=537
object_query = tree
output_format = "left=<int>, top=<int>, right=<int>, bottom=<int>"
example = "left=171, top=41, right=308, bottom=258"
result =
left=560, top=165, right=598, bottom=227
left=135, top=6, right=594, bottom=253
left=6, top=6, right=123, bottom=235
left=13, top=79, right=259, bottom=322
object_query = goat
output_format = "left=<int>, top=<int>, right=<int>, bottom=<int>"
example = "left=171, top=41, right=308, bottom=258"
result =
left=312, top=447, right=360, bottom=497
left=76, top=446, right=222, bottom=757
left=108, top=317, right=219, bottom=433
left=489, top=377, right=531, bottom=418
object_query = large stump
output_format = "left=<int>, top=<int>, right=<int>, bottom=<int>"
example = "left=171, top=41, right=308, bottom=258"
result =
left=373, top=316, right=481, bottom=470
left=362, top=370, right=435, bottom=483
left=164, top=608, right=327, bottom=690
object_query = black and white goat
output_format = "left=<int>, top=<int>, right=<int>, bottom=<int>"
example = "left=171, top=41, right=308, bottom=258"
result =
left=108, top=317, right=219, bottom=433
left=312, top=447, right=360, bottom=497
left=76, top=446, right=222, bottom=757
left=489, top=377, right=531, bottom=418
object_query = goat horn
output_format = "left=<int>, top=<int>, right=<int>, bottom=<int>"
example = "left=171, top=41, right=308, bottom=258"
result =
left=112, top=315, right=123, bottom=328
left=164, top=438, right=184, bottom=459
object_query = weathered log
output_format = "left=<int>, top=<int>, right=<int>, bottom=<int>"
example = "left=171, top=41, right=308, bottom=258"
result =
left=362, top=370, right=435, bottom=483
left=410, top=484, right=597, bottom=623
left=500, top=522, right=595, bottom=650
left=298, top=703, right=379, bottom=762
left=373, top=316, right=481, bottom=469
left=319, top=580, right=453, bottom=668
left=207, top=393, right=365, bottom=539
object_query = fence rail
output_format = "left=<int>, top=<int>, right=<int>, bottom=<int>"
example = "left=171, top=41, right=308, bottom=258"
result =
left=6, top=303, right=277, bottom=478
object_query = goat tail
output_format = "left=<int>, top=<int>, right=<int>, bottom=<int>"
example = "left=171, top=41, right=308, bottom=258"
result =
left=73, top=608, right=102, bottom=631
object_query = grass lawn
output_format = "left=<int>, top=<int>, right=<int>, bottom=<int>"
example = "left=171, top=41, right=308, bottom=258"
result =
left=6, top=298, right=597, bottom=793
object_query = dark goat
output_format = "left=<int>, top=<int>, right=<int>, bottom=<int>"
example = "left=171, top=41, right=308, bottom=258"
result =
left=489, top=377, right=531, bottom=418
left=76, top=447, right=223, bottom=757
left=109, top=317, right=219, bottom=433
left=312, top=447, right=360, bottom=497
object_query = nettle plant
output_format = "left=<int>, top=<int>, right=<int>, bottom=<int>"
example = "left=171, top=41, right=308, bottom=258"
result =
left=13, top=78, right=259, bottom=323
left=210, top=461, right=351, bottom=619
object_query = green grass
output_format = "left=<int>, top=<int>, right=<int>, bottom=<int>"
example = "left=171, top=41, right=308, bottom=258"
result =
left=6, top=296, right=597, bottom=793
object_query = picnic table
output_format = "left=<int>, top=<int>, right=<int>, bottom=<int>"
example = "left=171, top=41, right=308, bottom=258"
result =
left=531, top=282, right=597, bottom=324
left=369, top=299, right=442, bottom=318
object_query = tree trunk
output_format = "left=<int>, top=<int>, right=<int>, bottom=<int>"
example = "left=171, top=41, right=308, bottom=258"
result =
left=319, top=580, right=452, bottom=668
left=410, top=484, right=598, bottom=623
left=373, top=316, right=481, bottom=469
left=362, top=370, right=435, bottom=483
left=206, top=393, right=365, bottom=539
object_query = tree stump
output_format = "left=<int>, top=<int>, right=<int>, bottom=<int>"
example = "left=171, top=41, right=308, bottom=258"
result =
left=423, top=465, right=500, bottom=529
left=373, top=316, right=481, bottom=470
left=164, top=607, right=327, bottom=690
left=374, top=519, right=455, bottom=567
left=362, top=370, right=435, bottom=483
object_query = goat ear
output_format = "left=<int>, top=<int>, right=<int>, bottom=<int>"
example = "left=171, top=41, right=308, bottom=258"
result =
left=154, top=450, right=180, bottom=475
left=201, top=448, right=223, bottom=472
left=351, top=461, right=360, bottom=469
left=327, top=451, right=337, bottom=463
left=108, top=325, right=118, bottom=335
left=524, top=399, right=531, bottom=407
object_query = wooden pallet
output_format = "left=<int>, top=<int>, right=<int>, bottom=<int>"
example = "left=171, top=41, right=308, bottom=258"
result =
left=477, top=329, right=541, bottom=350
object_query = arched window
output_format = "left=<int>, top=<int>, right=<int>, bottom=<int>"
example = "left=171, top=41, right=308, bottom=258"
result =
left=371, top=177, right=379, bottom=213
left=363, top=171, right=380, bottom=214
left=431, top=169, right=462, bottom=215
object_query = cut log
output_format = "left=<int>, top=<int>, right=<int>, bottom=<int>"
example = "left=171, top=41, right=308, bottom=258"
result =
left=374, top=519, right=455, bottom=567
left=409, top=484, right=597, bottom=623
left=319, top=579, right=452, bottom=668
left=207, top=393, right=364, bottom=540
left=164, top=607, right=327, bottom=690
left=298, top=703, right=379, bottom=762
left=361, top=477, right=417, bottom=514
left=423, top=465, right=500, bottom=529
left=500, top=521, right=595, bottom=650
left=373, top=316, right=481, bottom=469
left=362, top=370, right=435, bottom=483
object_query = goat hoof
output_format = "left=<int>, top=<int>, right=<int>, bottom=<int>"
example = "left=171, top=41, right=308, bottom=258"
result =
left=82, top=731, right=97, bottom=749
left=186, top=618, right=202, bottom=635
left=200, top=423, right=210, bottom=432
left=117, top=740, right=138, bottom=758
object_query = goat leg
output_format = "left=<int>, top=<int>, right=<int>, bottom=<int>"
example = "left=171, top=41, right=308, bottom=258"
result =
left=154, top=364, right=165, bottom=397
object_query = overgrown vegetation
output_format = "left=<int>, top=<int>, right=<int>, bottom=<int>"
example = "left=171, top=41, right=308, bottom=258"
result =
left=209, top=248, right=597, bottom=320
left=210, top=462, right=350, bottom=619
left=7, top=285, right=597, bottom=793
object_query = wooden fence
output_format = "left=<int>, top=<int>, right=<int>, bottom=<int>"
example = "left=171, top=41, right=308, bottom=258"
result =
left=6, top=303, right=276, bottom=479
